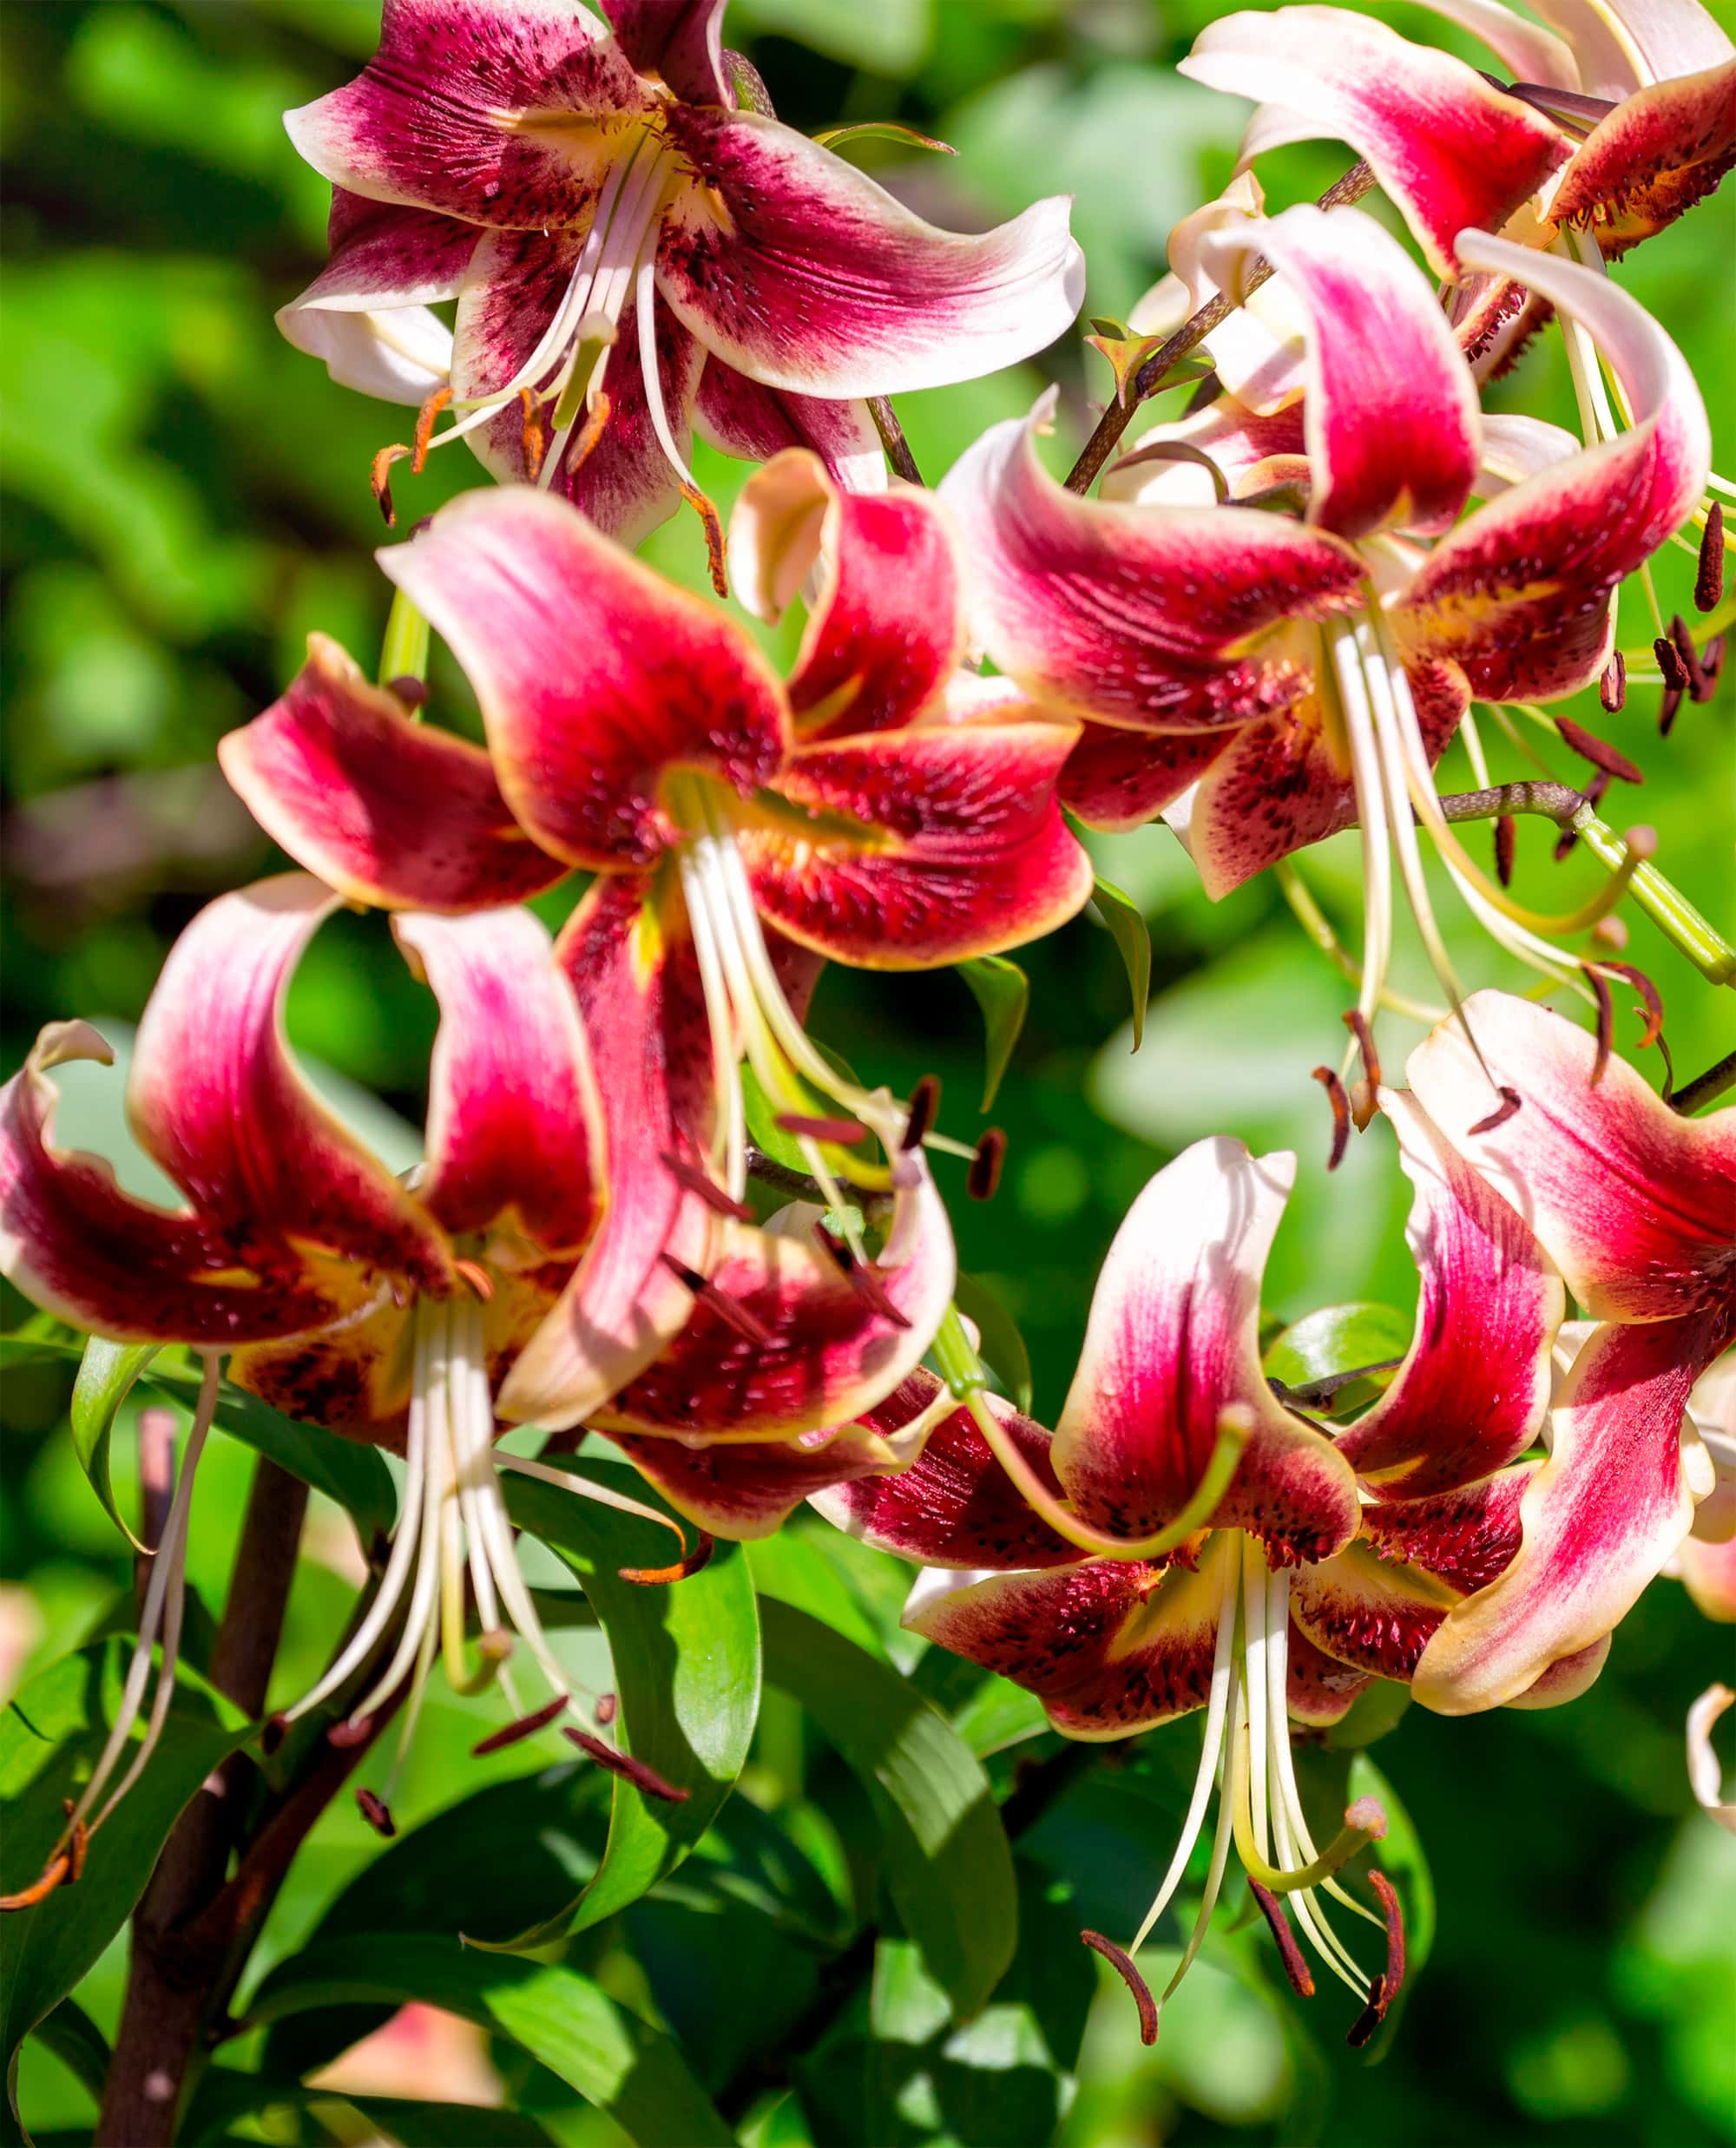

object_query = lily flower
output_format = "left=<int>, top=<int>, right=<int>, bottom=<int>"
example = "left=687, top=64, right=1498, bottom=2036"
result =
left=1180, top=1, right=1736, bottom=374
left=278, top=0, right=1084, bottom=552
left=221, top=461, right=1092, bottom=1429
left=1666, top=1352, right=1736, bottom=1621
left=1399, top=989, right=1733, bottom=1706
left=944, top=202, right=1709, bottom=1044
left=0, top=874, right=638, bottom=1881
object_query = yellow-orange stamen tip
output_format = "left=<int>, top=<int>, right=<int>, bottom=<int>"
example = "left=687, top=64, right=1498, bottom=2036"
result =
left=452, top=1257, right=495, bottom=1302
left=682, top=483, right=728, bottom=596
left=518, top=386, right=547, bottom=481
left=620, top=1531, right=716, bottom=1587
left=371, top=443, right=411, bottom=528
left=411, top=384, right=453, bottom=474
left=567, top=389, right=612, bottom=476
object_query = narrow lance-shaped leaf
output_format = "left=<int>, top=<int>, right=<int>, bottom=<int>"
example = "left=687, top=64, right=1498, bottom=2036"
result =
left=71, top=1336, right=159, bottom=1553
left=1264, top=1302, right=1414, bottom=1414
left=1089, top=874, right=1152, bottom=1050
left=959, top=956, right=1029, bottom=1112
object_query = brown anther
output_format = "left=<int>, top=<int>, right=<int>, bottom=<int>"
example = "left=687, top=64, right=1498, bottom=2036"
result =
left=371, top=443, right=411, bottom=528
left=595, top=1692, right=618, bottom=1725
left=64, top=1815, right=89, bottom=1885
left=1555, top=715, right=1641, bottom=785
left=1469, top=1086, right=1522, bottom=1134
left=518, top=386, right=546, bottom=482
left=1597, top=960, right=1665, bottom=1048
left=1347, top=1869, right=1408, bottom=2044
left=1654, top=634, right=1691, bottom=693
left=566, top=388, right=612, bottom=476
left=1, top=1851, right=75, bottom=1912
left=472, top=1695, right=569, bottom=1757
left=1599, top=651, right=1626, bottom=713
left=452, top=1258, right=495, bottom=1303
left=1341, top=1008, right=1381, bottom=1092
left=1247, top=1880, right=1317, bottom=1999
left=654, top=1252, right=770, bottom=1346
left=326, top=1713, right=374, bottom=1750
left=1494, top=812, right=1516, bottom=888
left=1080, top=1930, right=1160, bottom=2045
left=355, top=1787, right=397, bottom=1837
left=1585, top=966, right=1614, bottom=1085
left=902, top=1074, right=941, bottom=1152
left=1696, top=504, right=1725, bottom=613
left=619, top=1530, right=715, bottom=1586
left=411, top=384, right=453, bottom=475
left=968, top=1127, right=1007, bottom=1201
left=773, top=1113, right=865, bottom=1145
left=812, top=1223, right=911, bottom=1328
left=661, top=1150, right=753, bottom=1221
left=682, top=482, right=728, bottom=597
left=1312, top=1065, right=1351, bottom=1171
left=387, top=674, right=430, bottom=709
left=1659, top=681, right=1685, bottom=736
left=1345, top=1974, right=1389, bottom=2049
left=564, top=1729, right=691, bottom=1803
left=1700, top=634, right=1725, bottom=693
left=261, top=1711, right=289, bottom=1756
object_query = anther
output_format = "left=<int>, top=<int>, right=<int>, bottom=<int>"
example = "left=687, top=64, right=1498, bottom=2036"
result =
left=355, top=1787, right=397, bottom=1838
left=812, top=1224, right=911, bottom=1329
left=1597, top=959, right=1665, bottom=1049
left=1346, top=1870, right=1407, bottom=2046
left=1669, top=614, right=1710, bottom=700
left=1345, top=1974, right=1388, bottom=2049
left=656, top=1253, right=773, bottom=1347
left=902, top=1074, right=941, bottom=1152
left=1342, top=1008, right=1380, bottom=1094
left=1599, top=652, right=1626, bottom=713
left=1494, top=812, right=1516, bottom=888
left=1, top=1851, right=75, bottom=1913
left=452, top=1258, right=494, bottom=1302
left=1585, top=966, right=1614, bottom=1084
left=1696, top=505, right=1725, bottom=613
left=1080, top=1930, right=1160, bottom=2045
left=410, top=385, right=453, bottom=475
left=1469, top=1087, right=1522, bottom=1134
left=1654, top=635, right=1691, bottom=693
left=261, top=1712, right=289, bottom=1756
left=968, top=1128, right=1007, bottom=1201
left=661, top=1150, right=753, bottom=1221
left=596, top=1692, right=618, bottom=1725
left=682, top=483, right=728, bottom=598
left=773, top=1113, right=865, bottom=1145
left=472, top=1695, right=570, bottom=1757
left=1247, top=1881, right=1316, bottom=1999
left=387, top=675, right=429, bottom=710
left=371, top=443, right=411, bottom=528
left=519, top=386, right=546, bottom=483
left=1659, top=681, right=1684, bottom=737
left=566, top=390, right=612, bottom=476
left=326, top=1713, right=374, bottom=1750
left=620, top=1531, right=715, bottom=1586
left=1555, top=716, right=1641, bottom=785
left=1700, top=634, right=1725, bottom=694
left=564, top=1730, right=691, bottom=1803
left=1312, top=1066, right=1351, bottom=1171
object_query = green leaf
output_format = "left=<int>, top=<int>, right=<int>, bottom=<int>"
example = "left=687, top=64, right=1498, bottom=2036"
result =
left=2, top=1640, right=251, bottom=2125
left=496, top=1460, right=760, bottom=1946
left=812, top=120, right=956, bottom=155
left=70, top=1336, right=158, bottom=1552
left=741, top=1063, right=812, bottom=1174
left=748, top=1530, right=890, bottom=1661
left=245, top=1935, right=733, bottom=2148
left=760, top=1599, right=1016, bottom=2019
left=338, top=2096, right=556, bottom=2146
left=912, top=1653, right=1050, bottom=1759
left=27, top=1999, right=108, bottom=2105
left=1089, top=876, right=1152, bottom=1051
left=1263, top=1302, right=1413, bottom=1415
left=954, top=1272, right=1033, bottom=1415
left=958, top=956, right=1028, bottom=1111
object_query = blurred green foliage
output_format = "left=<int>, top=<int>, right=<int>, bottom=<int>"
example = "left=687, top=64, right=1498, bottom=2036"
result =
left=3, top=1, right=1733, bottom=2143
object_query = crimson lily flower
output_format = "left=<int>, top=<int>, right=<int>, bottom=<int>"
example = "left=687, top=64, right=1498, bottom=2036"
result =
left=222, top=461, right=1092, bottom=1433
left=278, top=0, right=1084, bottom=549
left=946, top=203, right=1708, bottom=1035
left=1181, top=0, right=1736, bottom=375
left=1400, top=989, right=1734, bottom=1708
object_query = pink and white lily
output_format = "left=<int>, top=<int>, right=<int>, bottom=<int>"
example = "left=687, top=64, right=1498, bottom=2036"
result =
left=945, top=202, right=1709, bottom=1044
left=279, top=0, right=1084, bottom=551
left=222, top=460, right=1092, bottom=1433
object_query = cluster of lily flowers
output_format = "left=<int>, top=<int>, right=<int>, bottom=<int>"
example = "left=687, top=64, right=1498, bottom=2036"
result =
left=3, top=0, right=1733, bottom=2049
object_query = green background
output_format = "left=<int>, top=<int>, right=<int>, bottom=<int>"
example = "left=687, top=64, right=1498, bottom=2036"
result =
left=2, top=0, right=1733, bottom=2142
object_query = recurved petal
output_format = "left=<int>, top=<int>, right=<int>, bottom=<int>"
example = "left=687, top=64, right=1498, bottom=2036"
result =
left=1502, top=1632, right=1611, bottom=1708
left=228, top=1278, right=415, bottom=1449
left=740, top=719, right=1094, bottom=969
left=1102, top=397, right=1309, bottom=509
left=1552, top=62, right=1736, bottom=257
left=731, top=451, right=963, bottom=737
left=1058, top=721, right=1235, bottom=833
left=1537, top=0, right=1733, bottom=96
left=219, top=634, right=567, bottom=913
left=128, top=875, right=452, bottom=1293
left=1049, top=1139, right=1362, bottom=1563
left=1196, top=205, right=1479, bottom=542
left=1334, top=1090, right=1562, bottom=1495
left=1358, top=1463, right=1534, bottom=1594
left=1178, top=6, right=1570, bottom=275
left=1393, top=0, right=1579, bottom=90
left=394, top=909, right=603, bottom=1255
left=382, top=487, right=791, bottom=870
left=1286, top=1622, right=1374, bottom=1725
left=694, top=360, right=884, bottom=500
left=598, top=0, right=728, bottom=104
left=1289, top=1540, right=1463, bottom=1679
left=812, top=1371, right=1081, bottom=1571
left=655, top=108, right=1085, bottom=397
left=1404, top=989, right=1736, bottom=1321
left=1687, top=1684, right=1736, bottom=1831
left=941, top=397, right=1364, bottom=732
left=0, top=1021, right=339, bottom=1346
left=602, top=1164, right=956, bottom=1441
left=283, top=0, right=642, bottom=227
left=1676, top=1530, right=1736, bottom=1621
left=1396, top=233, right=1712, bottom=703
left=902, top=1532, right=1230, bottom=1740
left=1412, top=1313, right=1722, bottom=1713
left=496, top=875, right=721, bottom=1432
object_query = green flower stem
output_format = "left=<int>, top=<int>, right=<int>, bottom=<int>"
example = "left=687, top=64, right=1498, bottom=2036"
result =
left=378, top=585, right=430, bottom=691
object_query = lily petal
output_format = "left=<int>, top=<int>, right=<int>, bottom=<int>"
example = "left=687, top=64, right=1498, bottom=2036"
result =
left=1196, top=205, right=1480, bottom=542
left=128, top=874, right=452, bottom=1292
left=695, top=359, right=885, bottom=501
left=655, top=108, right=1085, bottom=397
left=902, top=1533, right=1230, bottom=1741
left=1404, top=989, right=1736, bottom=1322
left=394, top=909, right=603, bottom=1254
left=1286, top=1622, right=1375, bottom=1724
left=496, top=876, right=721, bottom=1431
left=942, top=396, right=1364, bottom=732
left=1359, top=1464, right=1534, bottom=1594
left=1289, top=1540, right=1463, bottom=1678
left=1049, top=1139, right=1362, bottom=1562
left=1687, top=1683, right=1736, bottom=1829
left=1178, top=6, right=1570, bottom=275
left=1396, top=233, right=1712, bottom=703
left=602, top=1166, right=956, bottom=1441
left=598, top=0, right=728, bottom=105
left=1058, top=721, right=1234, bottom=832
left=1412, top=1314, right=1720, bottom=1713
left=278, top=193, right=470, bottom=402
left=1551, top=61, right=1736, bottom=256
left=1388, top=0, right=1580, bottom=92
left=740, top=719, right=1094, bottom=968
left=731, top=451, right=963, bottom=737
left=219, top=634, right=567, bottom=913
left=383, top=487, right=791, bottom=870
left=284, top=0, right=642, bottom=228
left=1535, top=0, right=1733, bottom=96
left=1334, top=1090, right=1562, bottom=1495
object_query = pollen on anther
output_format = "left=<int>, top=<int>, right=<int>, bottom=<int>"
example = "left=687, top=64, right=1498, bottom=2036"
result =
left=968, top=1128, right=1007, bottom=1201
left=1312, top=1065, right=1351, bottom=1171
left=1247, top=1880, right=1316, bottom=1999
left=1654, top=635, right=1692, bottom=693
left=1080, top=1929, right=1160, bottom=2044
left=355, top=1786, right=397, bottom=1837
left=1696, top=505, right=1725, bottom=613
